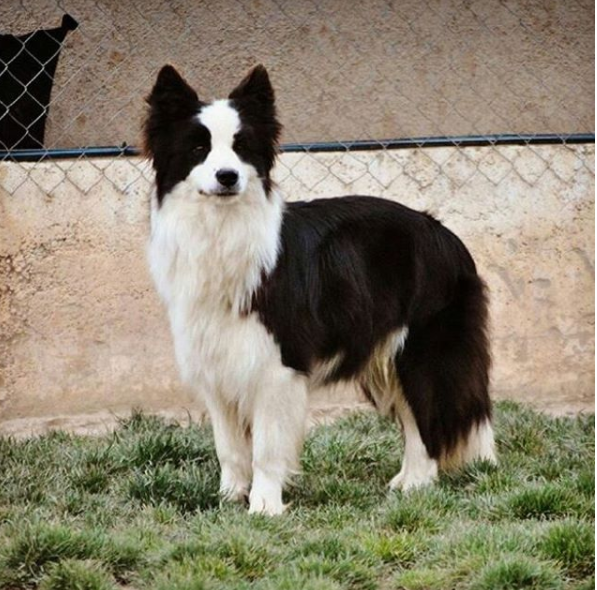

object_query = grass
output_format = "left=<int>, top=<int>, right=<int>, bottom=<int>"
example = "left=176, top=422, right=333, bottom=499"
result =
left=0, top=402, right=593, bottom=589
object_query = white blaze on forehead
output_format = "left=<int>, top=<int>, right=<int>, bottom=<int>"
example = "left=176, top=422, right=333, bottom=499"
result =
left=198, top=100, right=240, bottom=147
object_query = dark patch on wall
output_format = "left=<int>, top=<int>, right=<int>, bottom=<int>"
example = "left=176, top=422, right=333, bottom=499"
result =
left=0, top=14, right=78, bottom=150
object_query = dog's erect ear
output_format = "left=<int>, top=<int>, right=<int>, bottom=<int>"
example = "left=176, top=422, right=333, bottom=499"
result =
left=143, top=66, right=201, bottom=159
left=229, top=64, right=275, bottom=106
left=229, top=65, right=281, bottom=188
left=146, top=65, right=200, bottom=119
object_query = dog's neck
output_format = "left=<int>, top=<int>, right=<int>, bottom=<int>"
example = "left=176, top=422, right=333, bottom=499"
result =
left=149, top=178, right=283, bottom=316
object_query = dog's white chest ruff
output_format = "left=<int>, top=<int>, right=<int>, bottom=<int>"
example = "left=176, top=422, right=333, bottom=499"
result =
left=148, top=185, right=284, bottom=399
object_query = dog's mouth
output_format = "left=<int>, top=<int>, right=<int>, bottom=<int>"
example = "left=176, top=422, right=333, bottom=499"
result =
left=199, top=188, right=239, bottom=199
left=214, top=189, right=239, bottom=198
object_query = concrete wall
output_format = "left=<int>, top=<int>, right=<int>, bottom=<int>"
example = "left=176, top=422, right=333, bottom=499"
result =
left=0, top=144, right=594, bottom=432
left=1, top=0, right=594, bottom=148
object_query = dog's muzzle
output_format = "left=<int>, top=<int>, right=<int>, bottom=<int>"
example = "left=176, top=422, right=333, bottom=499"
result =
left=215, top=168, right=239, bottom=196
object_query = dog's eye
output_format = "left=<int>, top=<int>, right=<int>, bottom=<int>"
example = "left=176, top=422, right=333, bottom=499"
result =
left=193, top=145, right=206, bottom=154
left=234, top=136, right=248, bottom=150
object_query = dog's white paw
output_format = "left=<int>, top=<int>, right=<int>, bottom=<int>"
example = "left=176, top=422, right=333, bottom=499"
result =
left=220, top=484, right=250, bottom=504
left=389, top=461, right=438, bottom=492
left=248, top=482, right=286, bottom=516
left=220, top=466, right=250, bottom=504
left=248, top=495, right=287, bottom=516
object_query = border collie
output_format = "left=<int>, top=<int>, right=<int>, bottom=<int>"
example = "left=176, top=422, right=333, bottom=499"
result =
left=144, top=65, right=496, bottom=516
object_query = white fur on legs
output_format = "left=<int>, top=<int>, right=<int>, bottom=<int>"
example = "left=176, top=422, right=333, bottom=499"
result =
left=205, top=395, right=253, bottom=503
left=439, top=418, right=498, bottom=471
left=248, top=367, right=308, bottom=516
left=461, top=418, right=497, bottom=465
left=469, top=419, right=497, bottom=463
left=390, top=394, right=438, bottom=491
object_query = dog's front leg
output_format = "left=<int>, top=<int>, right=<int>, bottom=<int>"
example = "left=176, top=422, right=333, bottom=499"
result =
left=249, top=367, right=308, bottom=516
left=204, top=394, right=253, bottom=504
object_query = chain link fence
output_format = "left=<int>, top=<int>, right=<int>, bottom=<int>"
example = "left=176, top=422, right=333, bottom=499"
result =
left=0, top=0, right=594, bottom=424
left=0, top=0, right=594, bottom=200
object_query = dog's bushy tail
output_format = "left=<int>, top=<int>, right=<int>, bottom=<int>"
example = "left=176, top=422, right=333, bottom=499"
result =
left=395, top=274, right=494, bottom=468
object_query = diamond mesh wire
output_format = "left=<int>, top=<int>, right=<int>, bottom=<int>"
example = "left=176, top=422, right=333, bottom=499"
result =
left=0, top=0, right=594, bottom=199
left=0, top=1, right=594, bottom=422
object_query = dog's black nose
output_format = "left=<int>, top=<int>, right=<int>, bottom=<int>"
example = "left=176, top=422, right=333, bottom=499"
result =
left=216, top=168, right=239, bottom=188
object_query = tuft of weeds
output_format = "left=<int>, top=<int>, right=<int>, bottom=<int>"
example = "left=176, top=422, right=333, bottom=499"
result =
left=127, top=463, right=220, bottom=513
left=362, top=530, right=427, bottom=567
left=0, top=522, right=144, bottom=588
left=382, top=487, right=456, bottom=533
left=39, top=559, right=116, bottom=590
left=469, top=555, right=564, bottom=590
left=500, top=483, right=589, bottom=521
left=0, top=403, right=593, bottom=590
left=538, top=520, right=595, bottom=578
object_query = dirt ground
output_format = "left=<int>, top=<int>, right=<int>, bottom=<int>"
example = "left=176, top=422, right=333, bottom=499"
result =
left=0, top=397, right=593, bottom=440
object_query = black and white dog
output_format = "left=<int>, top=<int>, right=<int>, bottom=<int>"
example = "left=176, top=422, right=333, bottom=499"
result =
left=144, top=65, right=496, bottom=515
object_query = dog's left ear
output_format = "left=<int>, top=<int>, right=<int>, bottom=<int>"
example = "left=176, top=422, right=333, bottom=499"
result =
left=229, top=64, right=275, bottom=107
left=229, top=64, right=281, bottom=147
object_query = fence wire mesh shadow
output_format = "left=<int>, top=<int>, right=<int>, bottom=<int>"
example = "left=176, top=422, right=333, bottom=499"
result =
left=0, top=0, right=594, bottom=204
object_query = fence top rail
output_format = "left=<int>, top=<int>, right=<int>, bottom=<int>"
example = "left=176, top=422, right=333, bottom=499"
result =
left=0, top=133, right=594, bottom=162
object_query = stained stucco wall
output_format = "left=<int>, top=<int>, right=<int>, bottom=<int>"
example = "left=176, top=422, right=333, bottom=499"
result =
left=0, top=0, right=594, bottom=148
left=0, top=144, right=594, bottom=433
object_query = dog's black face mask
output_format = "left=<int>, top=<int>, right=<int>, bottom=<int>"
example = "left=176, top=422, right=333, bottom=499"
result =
left=144, top=65, right=282, bottom=205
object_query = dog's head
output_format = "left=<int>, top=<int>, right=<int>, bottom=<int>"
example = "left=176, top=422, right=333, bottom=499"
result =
left=144, top=65, right=281, bottom=205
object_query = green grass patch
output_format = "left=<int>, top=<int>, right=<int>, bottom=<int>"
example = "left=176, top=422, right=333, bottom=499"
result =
left=470, top=554, right=564, bottom=590
left=538, top=520, right=595, bottom=578
left=0, top=403, right=593, bottom=589
left=0, top=521, right=143, bottom=587
left=39, top=559, right=116, bottom=590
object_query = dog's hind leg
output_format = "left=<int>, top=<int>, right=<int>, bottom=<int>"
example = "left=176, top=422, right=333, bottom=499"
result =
left=360, top=328, right=438, bottom=491
left=389, top=391, right=439, bottom=490
left=248, top=364, right=308, bottom=516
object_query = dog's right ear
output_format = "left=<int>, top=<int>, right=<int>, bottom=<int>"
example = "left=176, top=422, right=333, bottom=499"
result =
left=146, top=65, right=200, bottom=120
left=144, top=66, right=201, bottom=159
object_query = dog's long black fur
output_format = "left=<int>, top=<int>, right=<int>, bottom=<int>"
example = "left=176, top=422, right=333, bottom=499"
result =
left=252, top=195, right=491, bottom=461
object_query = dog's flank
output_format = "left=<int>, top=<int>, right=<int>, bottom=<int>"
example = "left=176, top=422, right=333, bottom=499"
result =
left=144, top=64, right=495, bottom=515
